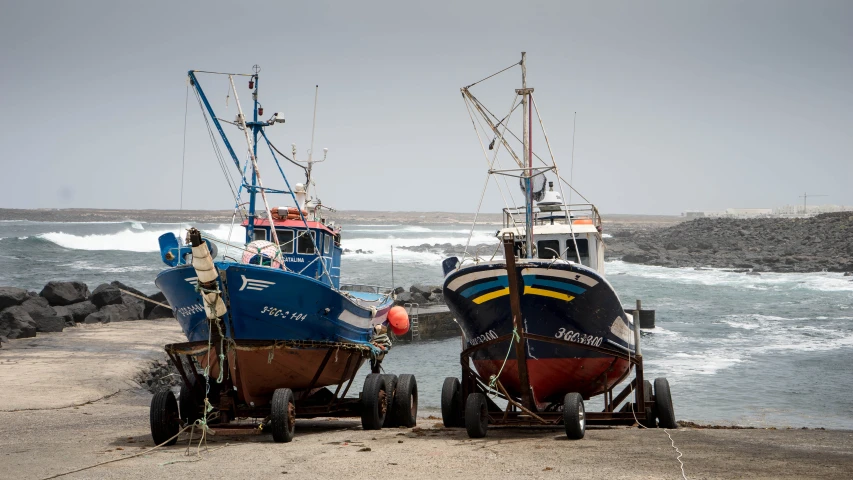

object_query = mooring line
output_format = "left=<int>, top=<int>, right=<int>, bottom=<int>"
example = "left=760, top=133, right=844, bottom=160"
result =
left=665, top=428, right=688, bottom=480
left=39, top=425, right=197, bottom=479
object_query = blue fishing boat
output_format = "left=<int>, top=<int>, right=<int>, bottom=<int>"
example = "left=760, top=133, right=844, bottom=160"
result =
left=440, top=53, right=676, bottom=439
left=148, top=66, right=417, bottom=445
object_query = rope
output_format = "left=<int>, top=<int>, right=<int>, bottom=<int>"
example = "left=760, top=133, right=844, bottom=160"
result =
left=116, top=289, right=169, bottom=309
left=487, top=325, right=520, bottom=395
left=39, top=424, right=194, bottom=479
left=626, top=345, right=688, bottom=479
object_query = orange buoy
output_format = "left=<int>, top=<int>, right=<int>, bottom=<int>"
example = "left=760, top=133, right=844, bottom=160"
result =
left=387, top=306, right=410, bottom=335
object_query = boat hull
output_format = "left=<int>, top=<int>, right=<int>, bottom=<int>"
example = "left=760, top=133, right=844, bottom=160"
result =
left=155, top=262, right=392, bottom=403
left=443, top=260, right=634, bottom=405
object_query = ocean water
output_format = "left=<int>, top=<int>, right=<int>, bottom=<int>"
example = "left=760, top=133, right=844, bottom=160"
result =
left=1, top=220, right=851, bottom=429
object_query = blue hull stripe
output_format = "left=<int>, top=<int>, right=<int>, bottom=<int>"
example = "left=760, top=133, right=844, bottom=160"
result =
left=522, top=276, right=586, bottom=295
left=460, top=277, right=509, bottom=298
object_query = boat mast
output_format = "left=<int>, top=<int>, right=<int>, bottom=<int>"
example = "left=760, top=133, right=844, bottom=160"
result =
left=246, top=66, right=260, bottom=244
left=517, top=52, right=534, bottom=259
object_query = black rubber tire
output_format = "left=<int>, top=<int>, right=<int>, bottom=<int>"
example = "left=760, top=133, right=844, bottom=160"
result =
left=179, top=378, right=202, bottom=426
left=640, top=379, right=657, bottom=428
left=271, top=388, right=296, bottom=443
left=360, top=374, right=387, bottom=430
left=393, top=374, right=418, bottom=428
left=654, top=377, right=677, bottom=429
left=464, top=393, right=489, bottom=438
left=150, top=390, right=180, bottom=446
left=441, top=377, right=463, bottom=428
left=563, top=392, right=586, bottom=440
left=381, top=374, right=399, bottom=428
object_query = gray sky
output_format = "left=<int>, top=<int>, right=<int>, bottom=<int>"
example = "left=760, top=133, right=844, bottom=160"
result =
left=1, top=1, right=850, bottom=215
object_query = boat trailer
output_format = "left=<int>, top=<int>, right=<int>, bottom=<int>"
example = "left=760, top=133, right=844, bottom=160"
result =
left=149, top=337, right=418, bottom=445
left=441, top=235, right=676, bottom=439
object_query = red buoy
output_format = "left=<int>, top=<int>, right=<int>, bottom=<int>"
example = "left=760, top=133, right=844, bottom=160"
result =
left=387, top=306, right=409, bottom=335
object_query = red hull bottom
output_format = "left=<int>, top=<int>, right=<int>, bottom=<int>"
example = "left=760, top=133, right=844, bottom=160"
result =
left=197, top=347, right=367, bottom=407
left=473, top=357, right=630, bottom=407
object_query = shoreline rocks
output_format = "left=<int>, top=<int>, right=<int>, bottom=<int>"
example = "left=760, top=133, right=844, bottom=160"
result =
left=605, top=212, right=853, bottom=273
left=0, top=280, right=173, bottom=342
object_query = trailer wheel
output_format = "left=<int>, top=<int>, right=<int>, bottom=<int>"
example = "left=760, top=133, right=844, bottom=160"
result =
left=465, top=393, right=489, bottom=438
left=381, top=374, right=398, bottom=428
left=271, top=388, right=296, bottom=443
left=361, top=374, right=387, bottom=430
left=640, top=379, right=657, bottom=428
left=441, top=377, right=463, bottom=428
left=150, top=390, right=180, bottom=446
left=393, top=374, right=418, bottom=428
left=654, top=378, right=677, bottom=429
left=563, top=392, right=586, bottom=440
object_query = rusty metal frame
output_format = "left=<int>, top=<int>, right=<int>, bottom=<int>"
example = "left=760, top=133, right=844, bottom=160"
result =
left=458, top=329, right=652, bottom=427
left=161, top=338, right=376, bottom=430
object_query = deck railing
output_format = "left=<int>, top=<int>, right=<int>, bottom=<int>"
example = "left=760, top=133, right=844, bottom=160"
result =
left=339, top=283, right=395, bottom=295
left=502, top=203, right=602, bottom=230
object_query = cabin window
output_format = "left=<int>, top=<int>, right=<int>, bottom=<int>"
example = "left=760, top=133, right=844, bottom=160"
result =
left=276, top=229, right=295, bottom=254
left=297, top=231, right=315, bottom=254
left=566, top=238, right=590, bottom=266
left=253, top=229, right=267, bottom=241
left=537, top=240, right=561, bottom=259
left=324, top=233, right=331, bottom=254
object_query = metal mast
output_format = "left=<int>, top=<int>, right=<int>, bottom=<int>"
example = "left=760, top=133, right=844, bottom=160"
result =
left=517, top=52, right=534, bottom=259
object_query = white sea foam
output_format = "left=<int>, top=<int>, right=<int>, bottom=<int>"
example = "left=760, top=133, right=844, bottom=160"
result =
left=39, top=230, right=174, bottom=252
left=59, top=260, right=158, bottom=273
left=606, top=260, right=853, bottom=293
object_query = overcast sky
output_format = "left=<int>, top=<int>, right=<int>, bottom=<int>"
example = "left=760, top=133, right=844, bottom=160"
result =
left=1, top=1, right=850, bottom=215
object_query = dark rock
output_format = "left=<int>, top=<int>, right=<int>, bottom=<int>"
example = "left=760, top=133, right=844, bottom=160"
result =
left=83, top=304, right=131, bottom=324
left=409, top=284, right=435, bottom=300
left=623, top=254, right=655, bottom=263
left=147, top=305, right=174, bottom=319
left=0, top=306, right=37, bottom=339
left=144, top=292, right=169, bottom=319
left=431, top=287, right=442, bottom=294
left=103, top=304, right=134, bottom=322
left=395, top=292, right=414, bottom=304
left=0, top=287, right=28, bottom=310
left=83, top=310, right=109, bottom=324
left=40, top=281, right=89, bottom=306
left=52, top=305, right=75, bottom=326
left=67, top=301, right=97, bottom=323
left=110, top=281, right=146, bottom=299
left=844, top=272, right=853, bottom=277
left=393, top=286, right=405, bottom=295
left=35, top=316, right=65, bottom=333
left=20, top=297, right=61, bottom=333
left=91, top=284, right=122, bottom=308
left=410, top=292, right=429, bottom=305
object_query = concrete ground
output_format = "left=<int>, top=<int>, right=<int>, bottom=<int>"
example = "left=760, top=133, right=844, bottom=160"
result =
left=1, top=322, right=851, bottom=480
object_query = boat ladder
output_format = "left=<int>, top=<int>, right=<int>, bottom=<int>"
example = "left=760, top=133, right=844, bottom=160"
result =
left=405, top=302, right=420, bottom=341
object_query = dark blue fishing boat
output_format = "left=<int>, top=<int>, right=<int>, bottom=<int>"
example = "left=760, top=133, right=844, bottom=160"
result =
left=440, top=53, right=675, bottom=439
left=148, top=66, right=417, bottom=446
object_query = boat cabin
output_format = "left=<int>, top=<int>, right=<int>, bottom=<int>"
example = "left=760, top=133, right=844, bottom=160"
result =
left=498, top=204, right=606, bottom=274
left=241, top=218, right=342, bottom=288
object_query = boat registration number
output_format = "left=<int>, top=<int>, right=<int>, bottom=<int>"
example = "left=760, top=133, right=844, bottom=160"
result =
left=261, top=306, right=307, bottom=321
left=469, top=329, right=499, bottom=346
left=555, top=328, right=603, bottom=347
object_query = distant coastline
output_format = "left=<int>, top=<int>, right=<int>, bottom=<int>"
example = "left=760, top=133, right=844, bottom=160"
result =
left=0, top=208, right=681, bottom=226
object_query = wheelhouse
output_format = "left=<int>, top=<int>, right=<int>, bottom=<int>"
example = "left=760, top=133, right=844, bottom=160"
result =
left=241, top=218, right=342, bottom=287
left=498, top=204, right=605, bottom=273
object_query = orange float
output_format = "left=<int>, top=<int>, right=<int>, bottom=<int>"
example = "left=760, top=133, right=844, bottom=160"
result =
left=387, top=306, right=410, bottom=335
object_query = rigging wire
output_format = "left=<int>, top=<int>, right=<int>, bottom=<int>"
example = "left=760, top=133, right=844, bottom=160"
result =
left=193, top=88, right=240, bottom=203
left=569, top=111, right=577, bottom=205
left=465, top=61, right=520, bottom=89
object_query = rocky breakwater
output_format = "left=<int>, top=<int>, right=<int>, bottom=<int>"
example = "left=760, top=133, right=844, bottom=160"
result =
left=393, top=284, right=444, bottom=306
left=605, top=212, right=853, bottom=273
left=0, top=280, right=173, bottom=343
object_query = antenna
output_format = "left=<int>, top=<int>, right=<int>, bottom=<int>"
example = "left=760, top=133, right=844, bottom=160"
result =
left=798, top=192, right=828, bottom=214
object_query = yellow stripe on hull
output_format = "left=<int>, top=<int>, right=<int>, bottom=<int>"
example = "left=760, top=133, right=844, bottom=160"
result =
left=523, top=286, right=574, bottom=302
left=473, top=287, right=510, bottom=304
